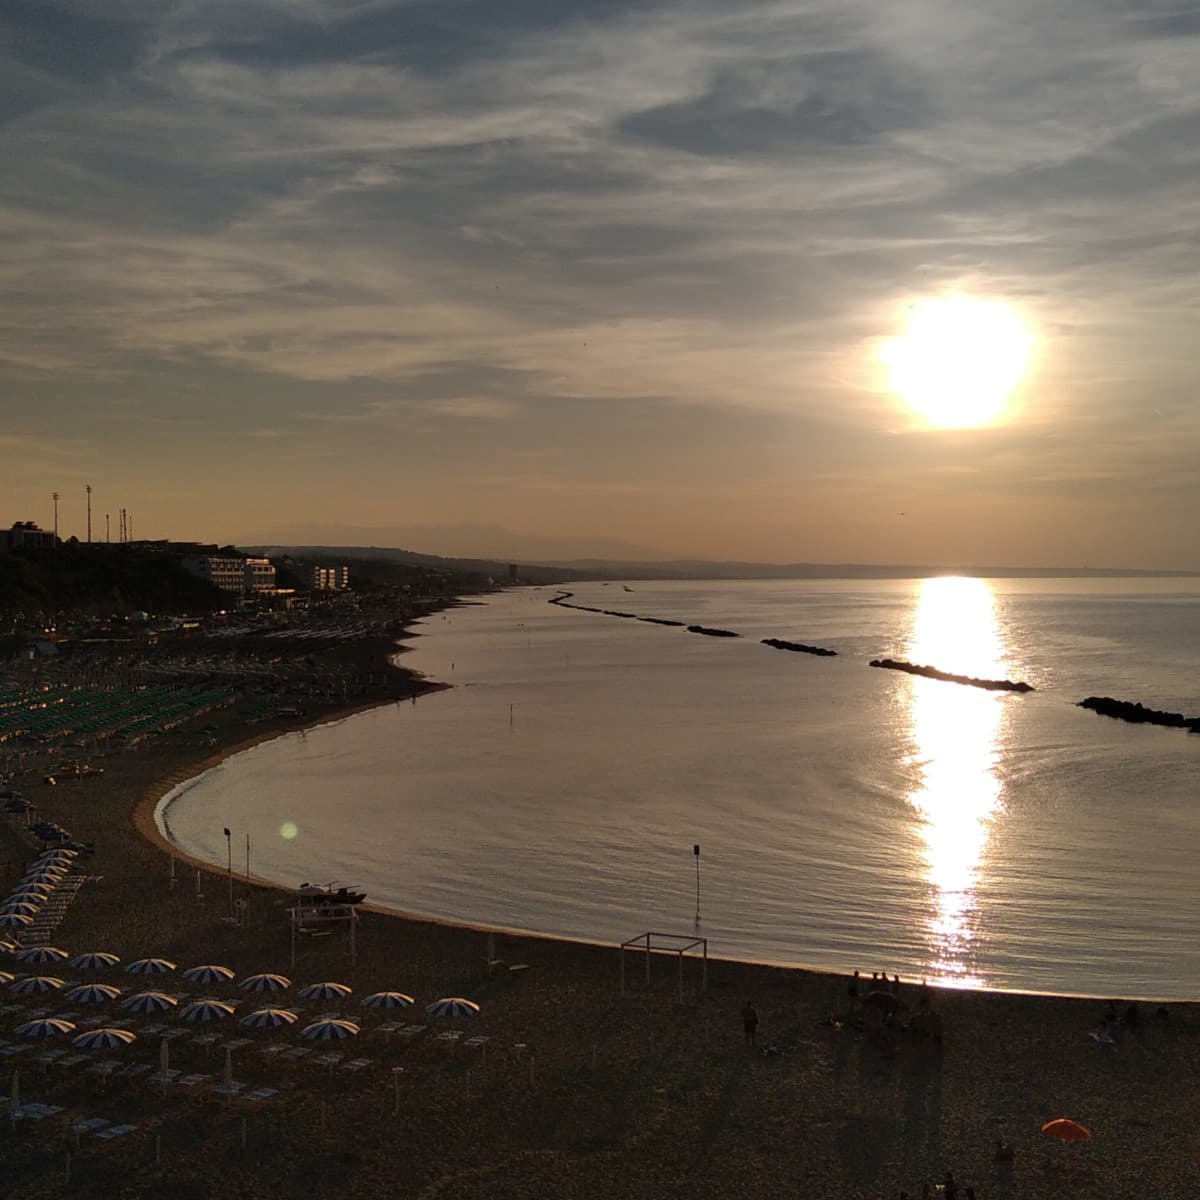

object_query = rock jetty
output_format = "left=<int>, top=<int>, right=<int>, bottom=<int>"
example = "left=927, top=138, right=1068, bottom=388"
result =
left=686, top=625, right=740, bottom=638
left=1077, top=696, right=1200, bottom=732
left=869, top=658, right=1034, bottom=692
left=761, top=638, right=837, bottom=657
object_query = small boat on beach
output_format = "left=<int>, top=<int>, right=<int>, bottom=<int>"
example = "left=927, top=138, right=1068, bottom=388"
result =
left=296, top=882, right=366, bottom=906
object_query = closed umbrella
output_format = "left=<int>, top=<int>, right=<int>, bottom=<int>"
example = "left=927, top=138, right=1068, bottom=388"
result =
left=296, top=982, right=352, bottom=1001
left=121, top=991, right=178, bottom=1015
left=72, top=1028, right=137, bottom=1051
left=240, top=1007, right=299, bottom=1030
left=15, top=1017, right=75, bottom=1039
left=362, top=991, right=414, bottom=1010
left=238, top=973, right=291, bottom=993
left=301, top=1018, right=359, bottom=1041
left=179, top=999, right=235, bottom=1023
left=69, top=952, right=121, bottom=970
left=64, top=983, right=122, bottom=1005
left=126, top=958, right=177, bottom=976
left=10, top=976, right=65, bottom=994
left=181, top=965, right=235, bottom=985
left=425, top=997, right=480, bottom=1019
left=15, top=946, right=69, bottom=966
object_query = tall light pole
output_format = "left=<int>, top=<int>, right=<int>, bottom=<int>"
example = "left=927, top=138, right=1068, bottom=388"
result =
left=223, top=827, right=233, bottom=917
left=693, top=843, right=701, bottom=924
left=51, top=491, right=59, bottom=542
left=86, top=485, right=92, bottom=544
left=105, top=513, right=110, bottom=543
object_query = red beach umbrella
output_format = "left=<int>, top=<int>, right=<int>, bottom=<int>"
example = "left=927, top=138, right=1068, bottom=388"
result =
left=1042, top=1118, right=1091, bottom=1142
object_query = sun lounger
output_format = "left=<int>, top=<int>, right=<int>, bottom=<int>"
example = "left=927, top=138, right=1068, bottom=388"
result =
left=340, top=1057, right=371, bottom=1072
left=376, top=1022, right=405, bottom=1037
left=114, top=1062, right=152, bottom=1080
left=281, top=1046, right=312, bottom=1060
left=0, top=1043, right=30, bottom=1057
left=148, top=1068, right=180, bottom=1086
left=462, top=1036, right=490, bottom=1051
left=70, top=1116, right=111, bottom=1134
left=258, top=1043, right=287, bottom=1057
left=94, top=1123, right=137, bottom=1141
left=221, top=1038, right=253, bottom=1051
left=397, top=1024, right=427, bottom=1039
left=178, top=1073, right=214, bottom=1088
left=435, top=1030, right=463, bottom=1047
left=311, top=1052, right=344, bottom=1068
left=191, top=1033, right=220, bottom=1049
left=86, top=1060, right=120, bottom=1079
left=211, top=1081, right=245, bottom=1098
left=242, top=1087, right=278, bottom=1102
left=14, top=1102, right=64, bottom=1120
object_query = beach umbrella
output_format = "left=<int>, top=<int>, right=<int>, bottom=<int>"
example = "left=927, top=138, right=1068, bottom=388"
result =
left=68, top=952, right=121, bottom=970
left=14, top=946, right=68, bottom=966
left=425, top=997, right=480, bottom=1019
left=240, top=1007, right=299, bottom=1030
left=72, top=1028, right=136, bottom=1051
left=362, top=991, right=415, bottom=1010
left=0, top=902, right=39, bottom=917
left=301, top=1018, right=359, bottom=1041
left=15, top=1017, right=75, bottom=1039
left=181, top=964, right=235, bottom=985
left=0, top=972, right=13, bottom=985
left=296, top=981, right=352, bottom=1001
left=0, top=939, right=19, bottom=955
left=9, top=976, right=65, bottom=994
left=126, top=958, right=177, bottom=976
left=25, top=865, right=67, bottom=880
left=5, top=892, right=50, bottom=909
left=121, top=991, right=178, bottom=1015
left=64, top=983, right=122, bottom=1005
left=178, top=999, right=236, bottom=1023
left=10, top=882, right=52, bottom=898
left=238, top=972, right=291, bottom=993
left=0, top=913, right=33, bottom=929
left=35, top=847, right=77, bottom=860
left=1043, top=1118, right=1091, bottom=1142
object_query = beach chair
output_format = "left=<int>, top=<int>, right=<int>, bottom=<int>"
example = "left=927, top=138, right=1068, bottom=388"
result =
left=211, top=1080, right=245, bottom=1100
left=69, top=1116, right=111, bottom=1135
left=94, top=1122, right=137, bottom=1141
left=339, top=1057, right=371, bottom=1073
left=178, top=1073, right=214, bottom=1088
left=242, top=1086, right=278, bottom=1103
left=147, top=1068, right=180, bottom=1089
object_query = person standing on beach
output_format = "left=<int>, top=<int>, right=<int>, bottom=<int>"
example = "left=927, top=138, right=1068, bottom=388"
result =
left=742, top=1000, right=759, bottom=1047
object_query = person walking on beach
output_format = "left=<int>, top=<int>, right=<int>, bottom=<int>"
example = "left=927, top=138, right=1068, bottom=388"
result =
left=742, top=1000, right=759, bottom=1047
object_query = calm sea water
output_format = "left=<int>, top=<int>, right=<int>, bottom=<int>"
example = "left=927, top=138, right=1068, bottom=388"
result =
left=158, top=578, right=1200, bottom=999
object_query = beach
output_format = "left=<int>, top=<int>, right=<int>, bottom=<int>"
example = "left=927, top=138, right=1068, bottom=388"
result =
left=3, top=601, right=1200, bottom=1199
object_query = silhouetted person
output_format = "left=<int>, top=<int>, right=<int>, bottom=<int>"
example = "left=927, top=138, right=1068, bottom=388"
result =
left=742, top=1000, right=759, bottom=1046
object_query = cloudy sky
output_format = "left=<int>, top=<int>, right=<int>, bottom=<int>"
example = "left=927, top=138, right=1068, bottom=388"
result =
left=3, top=0, right=1199, bottom=567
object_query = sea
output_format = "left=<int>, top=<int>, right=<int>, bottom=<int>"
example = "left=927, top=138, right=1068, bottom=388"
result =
left=157, top=577, right=1200, bottom=1000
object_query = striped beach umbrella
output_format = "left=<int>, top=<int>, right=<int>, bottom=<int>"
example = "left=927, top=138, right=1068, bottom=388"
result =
left=0, top=913, right=33, bottom=929
left=0, top=941, right=19, bottom=955
left=301, top=1018, right=359, bottom=1041
left=25, top=866, right=67, bottom=881
left=69, top=952, right=121, bottom=970
left=179, top=999, right=236, bottom=1023
left=296, top=982, right=352, bottom=1001
left=0, top=971, right=13, bottom=985
left=425, top=997, right=480, bottom=1019
left=10, top=976, right=65, bottom=994
left=72, top=1028, right=137, bottom=1051
left=35, top=848, right=77, bottom=860
left=126, top=958, right=177, bottom=976
left=238, top=972, right=291, bottom=994
left=64, top=983, right=122, bottom=1005
left=9, top=882, right=52, bottom=898
left=120, top=991, right=178, bottom=1015
left=0, top=902, right=39, bottom=918
left=15, top=946, right=69, bottom=966
left=181, top=964, right=235, bottom=985
left=362, top=991, right=415, bottom=1010
left=240, top=1007, right=299, bottom=1030
left=15, top=1017, right=75, bottom=1039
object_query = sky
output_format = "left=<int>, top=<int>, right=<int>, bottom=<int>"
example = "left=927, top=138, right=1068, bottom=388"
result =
left=2, top=0, right=1199, bottom=568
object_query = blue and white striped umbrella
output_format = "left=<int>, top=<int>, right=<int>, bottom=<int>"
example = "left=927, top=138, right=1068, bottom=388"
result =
left=15, top=946, right=69, bottom=966
left=126, top=958, right=177, bottom=976
left=296, top=981, right=352, bottom=1001
left=64, top=983, right=122, bottom=1004
left=181, top=965, right=235, bottom=985
left=6, top=893, right=50, bottom=910
left=0, top=913, right=33, bottom=928
left=35, top=848, right=77, bottom=861
left=238, top=972, right=291, bottom=993
left=179, top=999, right=235, bottom=1023
left=72, top=1027, right=136, bottom=1051
left=69, top=952, right=121, bottom=970
left=0, top=939, right=20, bottom=954
left=120, top=991, right=178, bottom=1014
left=362, top=991, right=415, bottom=1010
left=0, top=901, right=40, bottom=917
left=16, top=1017, right=75, bottom=1039
left=240, top=1007, right=299, bottom=1030
left=0, top=971, right=13, bottom=985
left=301, top=1018, right=360, bottom=1041
left=10, top=975, right=65, bottom=993
left=9, top=882, right=52, bottom=898
left=24, top=866, right=67, bottom=881
left=425, top=997, right=481, bottom=1019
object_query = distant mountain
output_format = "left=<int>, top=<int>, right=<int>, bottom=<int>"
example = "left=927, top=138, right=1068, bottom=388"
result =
left=237, top=523, right=672, bottom=564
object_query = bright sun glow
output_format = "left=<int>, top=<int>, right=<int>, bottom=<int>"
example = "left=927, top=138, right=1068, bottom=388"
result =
left=880, top=295, right=1033, bottom=428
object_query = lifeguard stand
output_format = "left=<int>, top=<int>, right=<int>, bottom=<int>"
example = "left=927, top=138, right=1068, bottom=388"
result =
left=288, top=897, right=359, bottom=967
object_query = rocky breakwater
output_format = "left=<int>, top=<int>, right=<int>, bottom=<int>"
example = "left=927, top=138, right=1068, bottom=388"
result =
left=1077, top=696, right=1200, bottom=732
left=686, top=625, right=740, bottom=638
left=762, top=638, right=837, bottom=657
left=869, top=658, right=1034, bottom=692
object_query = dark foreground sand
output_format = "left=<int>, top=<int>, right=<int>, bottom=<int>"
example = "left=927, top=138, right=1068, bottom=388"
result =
left=2, top=618, right=1199, bottom=1199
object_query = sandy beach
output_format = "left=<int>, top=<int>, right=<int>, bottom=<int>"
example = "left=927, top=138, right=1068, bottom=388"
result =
left=2, top=602, right=1199, bottom=1199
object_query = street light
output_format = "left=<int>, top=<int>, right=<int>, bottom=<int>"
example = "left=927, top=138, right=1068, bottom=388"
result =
left=223, top=827, right=233, bottom=917
left=693, top=844, right=701, bottom=924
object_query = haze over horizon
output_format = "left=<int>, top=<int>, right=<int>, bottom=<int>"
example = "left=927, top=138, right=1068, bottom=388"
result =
left=4, top=1, right=1200, bottom=570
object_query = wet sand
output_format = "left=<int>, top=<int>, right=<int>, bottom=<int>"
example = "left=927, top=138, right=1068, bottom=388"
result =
left=2, top=610, right=1199, bottom=1199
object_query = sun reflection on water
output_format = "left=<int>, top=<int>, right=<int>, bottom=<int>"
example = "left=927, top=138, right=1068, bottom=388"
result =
left=905, top=577, right=1008, bottom=988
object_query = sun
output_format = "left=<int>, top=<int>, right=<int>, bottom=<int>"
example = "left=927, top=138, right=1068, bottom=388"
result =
left=880, top=295, right=1033, bottom=428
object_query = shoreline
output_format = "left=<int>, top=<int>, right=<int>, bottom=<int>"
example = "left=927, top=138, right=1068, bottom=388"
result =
left=5, top=594, right=1200, bottom=1198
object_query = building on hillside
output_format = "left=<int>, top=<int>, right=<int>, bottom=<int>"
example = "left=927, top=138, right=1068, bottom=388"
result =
left=243, top=557, right=277, bottom=593
left=0, top=521, right=57, bottom=553
left=311, top=565, right=350, bottom=590
left=181, top=555, right=246, bottom=593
